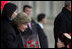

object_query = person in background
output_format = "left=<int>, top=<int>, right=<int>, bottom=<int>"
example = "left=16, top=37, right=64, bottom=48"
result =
left=1, top=3, right=18, bottom=48
left=37, top=13, right=48, bottom=48
left=54, top=1, right=71, bottom=48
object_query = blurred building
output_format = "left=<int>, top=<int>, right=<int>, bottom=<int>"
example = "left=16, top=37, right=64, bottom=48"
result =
left=11, top=1, right=65, bottom=18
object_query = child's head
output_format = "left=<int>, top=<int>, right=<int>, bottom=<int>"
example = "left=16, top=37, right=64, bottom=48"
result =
left=37, top=13, right=46, bottom=24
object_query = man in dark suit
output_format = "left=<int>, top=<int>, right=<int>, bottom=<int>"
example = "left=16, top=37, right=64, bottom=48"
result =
left=54, top=1, right=71, bottom=48
left=37, top=13, right=48, bottom=48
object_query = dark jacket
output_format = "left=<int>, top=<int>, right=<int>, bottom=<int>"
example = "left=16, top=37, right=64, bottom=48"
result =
left=36, top=23, right=48, bottom=48
left=54, top=7, right=71, bottom=48
left=1, top=20, right=23, bottom=48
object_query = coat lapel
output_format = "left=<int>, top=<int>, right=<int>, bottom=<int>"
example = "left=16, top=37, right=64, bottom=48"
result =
left=31, top=20, right=37, bottom=34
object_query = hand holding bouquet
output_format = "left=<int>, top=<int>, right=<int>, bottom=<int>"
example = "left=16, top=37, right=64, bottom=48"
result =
left=63, top=33, right=71, bottom=48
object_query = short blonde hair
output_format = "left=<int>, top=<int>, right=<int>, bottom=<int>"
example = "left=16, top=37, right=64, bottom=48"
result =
left=12, top=12, right=30, bottom=26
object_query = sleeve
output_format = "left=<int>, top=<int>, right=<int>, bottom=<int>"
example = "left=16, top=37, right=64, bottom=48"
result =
left=54, top=14, right=63, bottom=42
left=58, top=18, right=70, bottom=45
left=36, top=24, right=48, bottom=48
left=3, top=28, right=18, bottom=48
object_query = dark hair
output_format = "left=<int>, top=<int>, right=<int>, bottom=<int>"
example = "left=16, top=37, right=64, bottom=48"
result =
left=1, top=3, right=17, bottom=20
left=37, top=13, right=46, bottom=22
left=65, top=1, right=71, bottom=7
left=23, top=5, right=32, bottom=12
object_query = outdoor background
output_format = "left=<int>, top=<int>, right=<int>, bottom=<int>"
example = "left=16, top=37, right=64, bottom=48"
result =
left=10, top=1, right=65, bottom=48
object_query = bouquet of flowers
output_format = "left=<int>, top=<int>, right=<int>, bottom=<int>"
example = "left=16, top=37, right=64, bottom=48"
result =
left=23, top=34, right=41, bottom=48
left=24, top=40, right=40, bottom=48
left=63, top=33, right=71, bottom=48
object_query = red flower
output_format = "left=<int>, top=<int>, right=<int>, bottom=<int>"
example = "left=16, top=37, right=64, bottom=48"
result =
left=30, top=44, right=34, bottom=48
left=28, top=40, right=33, bottom=44
left=24, top=44, right=27, bottom=47
left=35, top=41, right=38, bottom=44
left=69, top=33, right=71, bottom=35
left=35, top=46, right=39, bottom=48
left=24, top=42, right=28, bottom=47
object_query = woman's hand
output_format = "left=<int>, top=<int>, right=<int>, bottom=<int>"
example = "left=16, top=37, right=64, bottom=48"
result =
left=57, top=38, right=65, bottom=48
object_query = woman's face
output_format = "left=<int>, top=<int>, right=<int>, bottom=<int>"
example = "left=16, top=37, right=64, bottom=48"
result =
left=11, top=10, right=17, bottom=20
left=18, top=24, right=28, bottom=32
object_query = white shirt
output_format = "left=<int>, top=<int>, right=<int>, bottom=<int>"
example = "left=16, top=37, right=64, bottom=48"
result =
left=38, top=22, right=44, bottom=29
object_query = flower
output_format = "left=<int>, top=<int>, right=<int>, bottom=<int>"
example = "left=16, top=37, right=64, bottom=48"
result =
left=24, top=42, right=28, bottom=47
left=35, top=46, right=39, bottom=48
left=24, top=44, right=27, bottom=47
left=28, top=40, right=33, bottom=44
left=30, top=44, right=34, bottom=48
left=24, top=40, right=40, bottom=48
left=69, top=33, right=71, bottom=35
left=35, top=43, right=39, bottom=48
left=35, top=41, right=38, bottom=44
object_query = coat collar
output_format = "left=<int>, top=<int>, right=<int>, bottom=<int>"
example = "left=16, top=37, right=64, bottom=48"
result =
left=62, top=7, right=71, bottom=15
